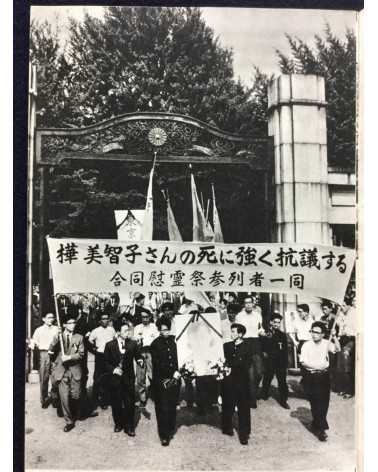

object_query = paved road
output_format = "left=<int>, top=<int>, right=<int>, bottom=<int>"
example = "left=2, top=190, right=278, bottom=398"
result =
left=25, top=376, right=356, bottom=471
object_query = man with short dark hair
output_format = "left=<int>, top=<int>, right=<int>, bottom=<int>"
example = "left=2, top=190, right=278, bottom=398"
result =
left=31, top=312, right=59, bottom=408
left=221, top=323, right=252, bottom=445
left=48, top=315, right=84, bottom=432
left=134, top=310, right=159, bottom=407
left=300, top=321, right=340, bottom=442
left=235, top=296, right=265, bottom=408
left=127, top=293, right=151, bottom=327
left=104, top=320, right=143, bottom=435
left=89, top=313, right=116, bottom=409
left=260, top=313, right=290, bottom=409
left=289, top=303, right=314, bottom=354
left=150, top=316, right=181, bottom=446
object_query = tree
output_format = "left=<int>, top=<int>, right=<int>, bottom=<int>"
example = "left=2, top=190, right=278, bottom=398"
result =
left=29, top=19, right=72, bottom=127
left=61, top=6, right=249, bottom=131
left=276, top=25, right=356, bottom=168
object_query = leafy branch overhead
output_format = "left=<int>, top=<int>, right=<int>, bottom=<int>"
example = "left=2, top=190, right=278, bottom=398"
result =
left=29, top=9, right=356, bottom=242
left=276, top=24, right=356, bottom=168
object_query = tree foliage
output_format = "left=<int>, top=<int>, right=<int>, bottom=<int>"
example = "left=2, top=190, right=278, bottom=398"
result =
left=29, top=11, right=356, bottom=250
left=31, top=7, right=252, bottom=132
left=276, top=24, right=356, bottom=168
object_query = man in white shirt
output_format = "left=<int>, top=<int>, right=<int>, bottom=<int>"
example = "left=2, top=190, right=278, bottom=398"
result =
left=235, top=296, right=265, bottom=408
left=31, top=312, right=59, bottom=408
left=289, top=304, right=314, bottom=354
left=336, top=298, right=356, bottom=398
left=134, top=310, right=159, bottom=406
left=89, top=313, right=116, bottom=408
left=300, top=321, right=340, bottom=442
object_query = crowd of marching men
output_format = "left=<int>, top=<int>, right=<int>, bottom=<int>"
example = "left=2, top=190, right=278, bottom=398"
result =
left=29, top=290, right=356, bottom=446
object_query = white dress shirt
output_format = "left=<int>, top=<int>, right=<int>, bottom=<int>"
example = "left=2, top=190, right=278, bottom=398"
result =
left=300, top=339, right=336, bottom=371
left=134, top=322, right=159, bottom=347
left=235, top=309, right=262, bottom=338
left=32, top=324, right=59, bottom=350
left=339, top=307, right=356, bottom=336
left=89, top=325, right=116, bottom=353
left=293, top=316, right=314, bottom=341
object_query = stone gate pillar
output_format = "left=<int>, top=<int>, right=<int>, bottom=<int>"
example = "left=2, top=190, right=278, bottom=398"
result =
left=268, top=74, right=331, bottom=320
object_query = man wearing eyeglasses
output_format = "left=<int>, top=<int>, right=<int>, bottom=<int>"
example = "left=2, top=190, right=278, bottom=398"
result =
left=300, top=321, right=340, bottom=442
left=48, top=315, right=84, bottom=432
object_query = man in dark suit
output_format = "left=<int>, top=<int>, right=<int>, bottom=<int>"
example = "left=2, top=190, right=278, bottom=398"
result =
left=48, top=314, right=84, bottom=432
left=222, top=323, right=252, bottom=445
left=103, top=320, right=143, bottom=435
left=260, top=312, right=290, bottom=409
left=150, top=316, right=181, bottom=446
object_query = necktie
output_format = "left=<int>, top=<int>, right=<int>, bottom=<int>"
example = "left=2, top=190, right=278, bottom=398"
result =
left=66, top=334, right=70, bottom=351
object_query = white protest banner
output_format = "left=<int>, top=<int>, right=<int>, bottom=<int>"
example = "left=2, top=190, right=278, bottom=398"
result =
left=47, top=238, right=356, bottom=303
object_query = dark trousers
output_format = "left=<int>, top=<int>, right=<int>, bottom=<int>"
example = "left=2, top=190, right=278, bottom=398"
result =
left=247, top=352, right=263, bottom=403
left=58, top=370, right=81, bottom=425
left=196, top=376, right=217, bottom=411
left=336, top=337, right=355, bottom=395
left=93, top=352, right=109, bottom=406
left=303, top=370, right=331, bottom=431
left=154, top=382, right=180, bottom=440
left=262, top=362, right=288, bottom=402
left=109, top=380, right=136, bottom=429
left=221, top=379, right=251, bottom=439
left=38, top=351, right=52, bottom=404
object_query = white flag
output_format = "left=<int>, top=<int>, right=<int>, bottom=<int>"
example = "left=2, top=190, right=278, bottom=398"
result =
left=191, top=173, right=212, bottom=242
left=212, top=184, right=224, bottom=243
left=141, top=165, right=154, bottom=241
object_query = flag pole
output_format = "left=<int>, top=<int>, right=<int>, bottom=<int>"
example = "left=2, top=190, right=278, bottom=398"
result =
left=53, top=293, right=65, bottom=355
left=27, top=64, right=37, bottom=343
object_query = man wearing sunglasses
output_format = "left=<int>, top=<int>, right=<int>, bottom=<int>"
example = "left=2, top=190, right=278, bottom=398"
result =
left=300, top=321, right=340, bottom=442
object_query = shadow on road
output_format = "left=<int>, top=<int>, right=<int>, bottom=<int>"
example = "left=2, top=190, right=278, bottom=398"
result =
left=176, top=405, right=221, bottom=430
left=290, top=406, right=318, bottom=438
left=287, top=378, right=307, bottom=399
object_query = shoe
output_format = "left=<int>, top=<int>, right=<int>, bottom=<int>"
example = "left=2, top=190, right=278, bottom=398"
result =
left=101, top=405, right=108, bottom=410
left=343, top=393, right=353, bottom=399
left=250, top=401, right=257, bottom=409
left=41, top=401, right=49, bottom=409
left=57, top=408, right=64, bottom=418
left=63, top=423, right=75, bottom=433
left=51, top=399, right=59, bottom=409
left=114, top=425, right=122, bottom=433
left=161, top=439, right=170, bottom=446
left=239, top=437, right=249, bottom=445
left=124, top=428, right=136, bottom=437
left=222, top=429, right=234, bottom=437
left=318, top=431, right=328, bottom=442
left=280, top=401, right=291, bottom=410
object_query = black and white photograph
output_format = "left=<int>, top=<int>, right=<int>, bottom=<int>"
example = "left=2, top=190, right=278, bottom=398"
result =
left=23, top=4, right=360, bottom=471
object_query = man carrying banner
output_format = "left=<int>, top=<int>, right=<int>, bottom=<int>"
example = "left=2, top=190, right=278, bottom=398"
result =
left=150, top=316, right=181, bottom=446
left=221, top=323, right=252, bottom=445
left=235, top=296, right=265, bottom=408
left=103, top=320, right=144, bottom=435
left=300, top=321, right=340, bottom=442
left=48, top=314, right=84, bottom=432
